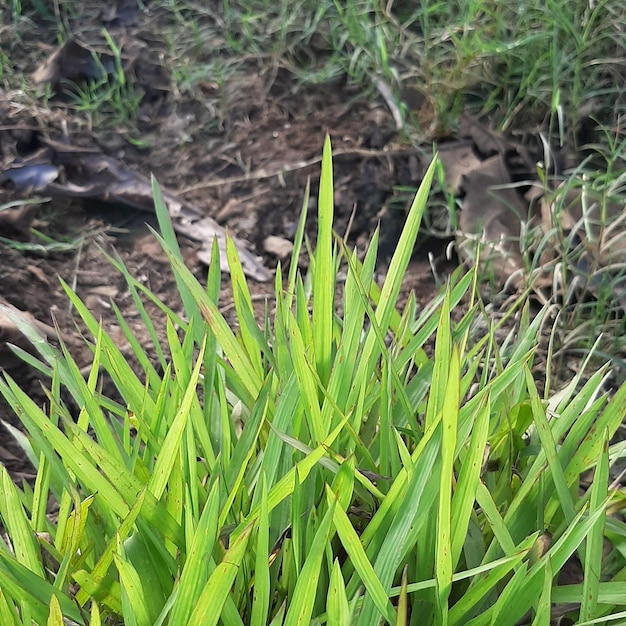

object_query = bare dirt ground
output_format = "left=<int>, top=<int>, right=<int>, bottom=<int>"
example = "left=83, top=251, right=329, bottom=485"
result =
left=0, top=5, right=461, bottom=482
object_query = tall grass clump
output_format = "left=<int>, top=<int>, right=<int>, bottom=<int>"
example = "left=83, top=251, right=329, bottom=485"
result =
left=1, top=137, right=626, bottom=625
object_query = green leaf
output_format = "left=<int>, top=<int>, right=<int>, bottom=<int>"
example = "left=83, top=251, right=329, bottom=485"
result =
left=289, top=307, right=325, bottom=443
left=73, top=488, right=147, bottom=609
left=61, top=419, right=183, bottom=546
left=221, top=380, right=271, bottom=527
left=0, top=551, right=85, bottom=625
left=327, top=559, right=350, bottom=626
left=426, top=287, right=452, bottom=429
left=580, top=429, right=609, bottom=622
left=187, top=521, right=254, bottom=626
left=251, top=476, right=270, bottom=626
left=525, top=368, right=575, bottom=526
left=60, top=280, right=158, bottom=426
left=149, top=338, right=206, bottom=500
left=349, top=156, right=438, bottom=409
left=451, top=399, right=489, bottom=568
left=567, top=381, right=626, bottom=480
left=395, top=566, right=409, bottom=626
left=46, top=594, right=63, bottom=626
left=0, top=589, right=19, bottom=626
left=0, top=465, right=44, bottom=577
left=331, top=455, right=355, bottom=513
left=359, top=424, right=442, bottom=626
left=240, top=412, right=350, bottom=536
left=284, top=496, right=336, bottom=626
left=503, top=505, right=607, bottom=625
left=55, top=493, right=95, bottom=589
left=151, top=176, right=203, bottom=340
left=226, top=234, right=264, bottom=376
left=114, top=550, right=151, bottom=626
left=291, top=466, right=304, bottom=577
left=286, top=180, right=310, bottom=308
left=436, top=345, right=461, bottom=623
left=154, top=231, right=262, bottom=405
left=90, top=600, right=102, bottom=626
left=169, top=480, right=220, bottom=626
left=253, top=374, right=301, bottom=501
left=330, top=487, right=395, bottom=625
left=448, top=534, right=536, bottom=625
left=313, top=134, right=335, bottom=387
left=475, top=482, right=516, bottom=556
left=375, top=155, right=438, bottom=340
left=531, top=559, right=552, bottom=626
left=122, top=533, right=169, bottom=622
left=552, top=582, right=626, bottom=605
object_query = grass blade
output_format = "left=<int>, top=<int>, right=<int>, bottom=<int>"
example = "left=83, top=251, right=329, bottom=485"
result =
left=580, top=429, right=609, bottom=621
left=187, top=521, right=254, bottom=626
left=284, top=497, right=336, bottom=626
left=436, top=346, right=461, bottom=623
left=312, top=134, right=335, bottom=387
left=327, top=559, right=351, bottom=626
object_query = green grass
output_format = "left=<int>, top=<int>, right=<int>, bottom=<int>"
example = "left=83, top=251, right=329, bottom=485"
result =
left=158, top=0, right=626, bottom=136
left=1, top=142, right=626, bottom=625
left=1, top=4, right=626, bottom=622
left=5, top=0, right=623, bottom=140
left=62, top=29, right=144, bottom=131
left=515, top=139, right=626, bottom=381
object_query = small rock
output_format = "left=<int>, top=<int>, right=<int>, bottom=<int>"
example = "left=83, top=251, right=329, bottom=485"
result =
left=263, top=235, right=293, bottom=259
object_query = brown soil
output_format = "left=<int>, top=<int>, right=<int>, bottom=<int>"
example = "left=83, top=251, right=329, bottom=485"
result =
left=0, top=5, right=455, bottom=482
